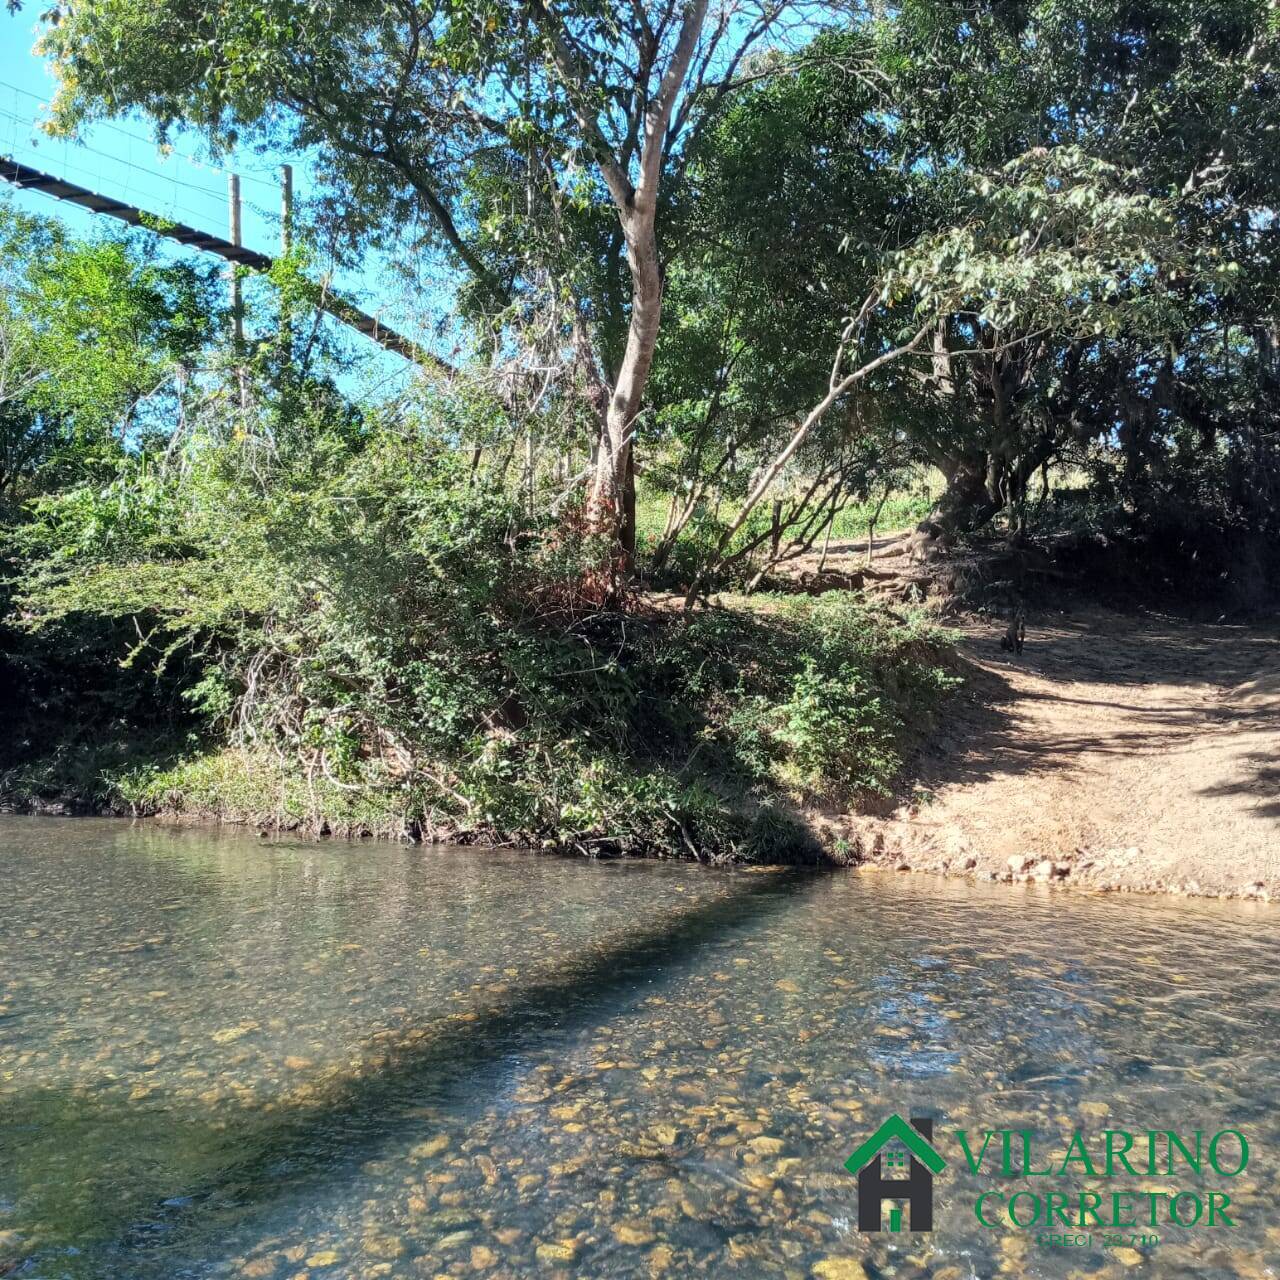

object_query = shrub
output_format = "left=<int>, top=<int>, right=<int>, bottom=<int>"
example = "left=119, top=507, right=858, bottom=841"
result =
left=5, top=417, right=958, bottom=860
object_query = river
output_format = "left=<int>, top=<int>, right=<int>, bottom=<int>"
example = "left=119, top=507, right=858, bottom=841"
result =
left=1, top=816, right=1276, bottom=1278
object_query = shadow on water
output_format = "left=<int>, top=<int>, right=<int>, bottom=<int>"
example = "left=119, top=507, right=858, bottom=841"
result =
left=3, top=865, right=818, bottom=1273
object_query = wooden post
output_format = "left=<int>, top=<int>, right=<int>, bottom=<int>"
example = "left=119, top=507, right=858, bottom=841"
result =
left=524, top=426, right=535, bottom=514
left=227, top=173, right=248, bottom=412
left=817, top=508, right=836, bottom=575
left=867, top=487, right=889, bottom=565
left=227, top=173, right=243, bottom=345
left=279, top=165, right=294, bottom=354
left=280, top=164, right=293, bottom=253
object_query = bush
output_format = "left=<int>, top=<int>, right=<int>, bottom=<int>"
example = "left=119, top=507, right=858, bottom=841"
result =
left=5, top=417, right=958, bottom=860
left=1028, top=431, right=1280, bottom=613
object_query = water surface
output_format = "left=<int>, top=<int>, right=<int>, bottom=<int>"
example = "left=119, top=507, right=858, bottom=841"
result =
left=1, top=817, right=1277, bottom=1278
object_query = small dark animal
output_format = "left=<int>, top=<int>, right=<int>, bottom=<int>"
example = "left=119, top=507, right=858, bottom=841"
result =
left=1000, top=608, right=1026, bottom=655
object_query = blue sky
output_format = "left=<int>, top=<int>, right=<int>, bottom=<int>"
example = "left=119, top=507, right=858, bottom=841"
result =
left=0, top=11, right=426, bottom=390
left=0, top=35, right=281, bottom=251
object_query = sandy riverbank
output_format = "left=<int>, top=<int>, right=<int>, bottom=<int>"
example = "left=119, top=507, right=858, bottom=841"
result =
left=836, top=605, right=1279, bottom=901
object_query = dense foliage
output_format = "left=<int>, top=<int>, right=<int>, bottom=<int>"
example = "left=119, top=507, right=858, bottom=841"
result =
left=2, top=0, right=1278, bottom=851
left=4, top=381, right=953, bottom=856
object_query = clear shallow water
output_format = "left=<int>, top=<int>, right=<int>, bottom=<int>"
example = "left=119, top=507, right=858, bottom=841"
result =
left=1, top=817, right=1278, bottom=1280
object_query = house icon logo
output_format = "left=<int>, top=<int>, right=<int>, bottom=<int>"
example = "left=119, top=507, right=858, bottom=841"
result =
left=844, top=1114, right=946, bottom=1232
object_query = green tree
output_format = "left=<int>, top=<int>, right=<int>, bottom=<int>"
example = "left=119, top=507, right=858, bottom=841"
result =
left=0, top=204, right=219, bottom=497
left=875, top=0, right=1280, bottom=541
left=643, top=31, right=923, bottom=571
left=644, top=0, right=1278, bottom=564
left=33, top=0, right=817, bottom=569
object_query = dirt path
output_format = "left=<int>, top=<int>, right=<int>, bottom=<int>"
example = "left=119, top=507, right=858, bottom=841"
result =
left=841, top=605, right=1280, bottom=900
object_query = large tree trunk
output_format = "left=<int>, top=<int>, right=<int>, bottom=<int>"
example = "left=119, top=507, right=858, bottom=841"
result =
left=553, top=0, right=708, bottom=579
left=911, top=432, right=1060, bottom=559
left=590, top=213, right=665, bottom=569
left=909, top=456, right=1001, bottom=560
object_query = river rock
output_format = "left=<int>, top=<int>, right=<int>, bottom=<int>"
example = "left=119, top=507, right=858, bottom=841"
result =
left=613, top=1221, right=655, bottom=1245
left=812, top=1260, right=868, bottom=1280
left=535, top=1240, right=579, bottom=1263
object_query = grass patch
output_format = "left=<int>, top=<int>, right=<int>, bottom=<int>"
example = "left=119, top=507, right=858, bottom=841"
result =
left=829, top=491, right=934, bottom=541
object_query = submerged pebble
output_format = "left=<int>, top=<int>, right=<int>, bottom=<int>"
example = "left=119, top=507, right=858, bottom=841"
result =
left=0, top=819, right=1277, bottom=1280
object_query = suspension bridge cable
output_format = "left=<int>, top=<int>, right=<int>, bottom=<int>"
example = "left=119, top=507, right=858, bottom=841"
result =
left=0, top=79, right=282, bottom=190
left=0, top=153, right=450, bottom=374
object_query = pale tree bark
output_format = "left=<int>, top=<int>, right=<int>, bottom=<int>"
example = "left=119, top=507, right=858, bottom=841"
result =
left=535, top=0, right=710, bottom=573
left=598, top=2, right=708, bottom=569
left=594, top=217, right=665, bottom=565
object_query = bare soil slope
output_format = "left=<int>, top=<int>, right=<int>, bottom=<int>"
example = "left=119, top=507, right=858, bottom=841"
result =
left=842, top=605, right=1280, bottom=899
